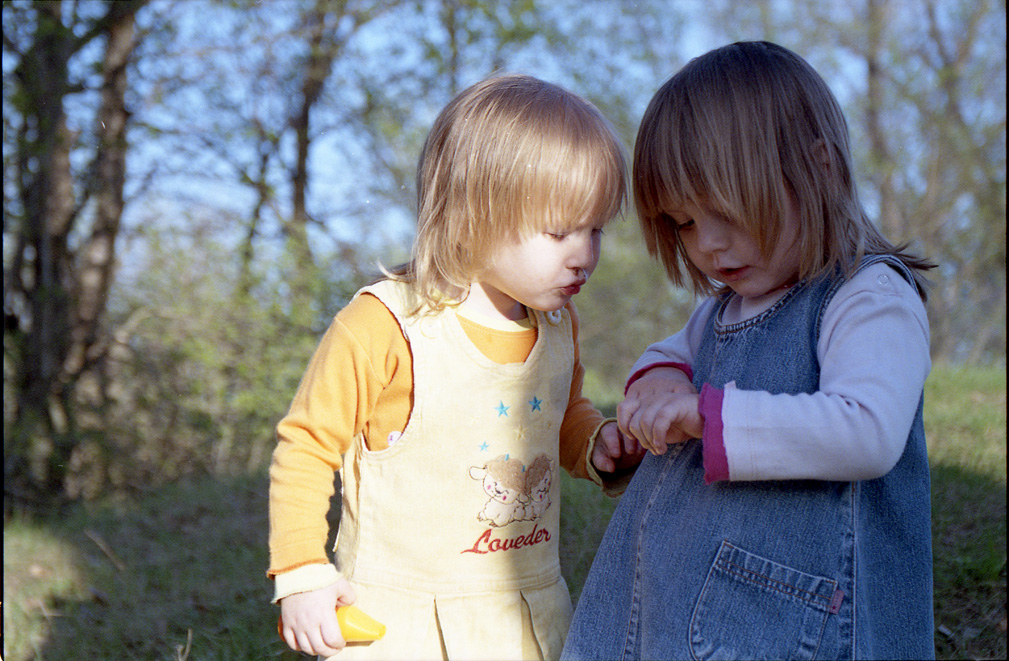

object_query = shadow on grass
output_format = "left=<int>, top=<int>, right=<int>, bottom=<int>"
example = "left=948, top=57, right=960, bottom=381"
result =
left=929, top=461, right=1007, bottom=661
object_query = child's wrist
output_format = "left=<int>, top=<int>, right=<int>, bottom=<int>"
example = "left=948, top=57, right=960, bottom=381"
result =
left=625, top=361, right=693, bottom=394
left=272, top=563, right=342, bottom=603
left=585, top=418, right=615, bottom=481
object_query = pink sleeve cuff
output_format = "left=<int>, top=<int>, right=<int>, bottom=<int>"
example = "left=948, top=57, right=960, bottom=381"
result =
left=699, top=383, right=728, bottom=484
left=625, top=362, right=694, bottom=395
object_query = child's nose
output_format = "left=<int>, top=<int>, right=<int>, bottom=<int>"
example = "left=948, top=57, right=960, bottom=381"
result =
left=696, top=220, right=729, bottom=253
left=569, top=233, right=599, bottom=272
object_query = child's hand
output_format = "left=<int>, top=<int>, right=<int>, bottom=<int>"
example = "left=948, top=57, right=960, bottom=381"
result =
left=623, top=366, right=697, bottom=403
left=591, top=421, right=646, bottom=473
left=618, top=367, right=698, bottom=451
left=620, top=389, right=702, bottom=455
left=278, top=578, right=357, bottom=657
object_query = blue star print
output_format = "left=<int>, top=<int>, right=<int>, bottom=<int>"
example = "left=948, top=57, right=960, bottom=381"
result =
left=479, top=442, right=489, bottom=452
left=529, top=396, right=542, bottom=412
left=495, top=401, right=510, bottom=417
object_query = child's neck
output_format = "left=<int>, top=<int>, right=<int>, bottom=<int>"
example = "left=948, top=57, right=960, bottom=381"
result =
left=464, top=281, right=528, bottom=322
left=457, top=303, right=535, bottom=332
left=725, top=284, right=794, bottom=324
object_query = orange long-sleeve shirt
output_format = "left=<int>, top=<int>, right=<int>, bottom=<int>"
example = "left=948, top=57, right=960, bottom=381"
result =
left=268, top=293, right=607, bottom=578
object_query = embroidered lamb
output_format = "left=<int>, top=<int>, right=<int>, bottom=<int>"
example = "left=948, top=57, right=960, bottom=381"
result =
left=522, top=454, right=554, bottom=521
left=470, top=455, right=528, bottom=527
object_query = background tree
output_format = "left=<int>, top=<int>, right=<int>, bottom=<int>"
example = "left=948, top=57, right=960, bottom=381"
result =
left=707, top=0, right=1006, bottom=363
left=3, top=0, right=147, bottom=504
left=3, top=0, right=1004, bottom=505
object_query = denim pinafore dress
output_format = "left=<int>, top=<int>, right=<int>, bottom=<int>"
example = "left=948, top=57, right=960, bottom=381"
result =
left=562, top=256, right=934, bottom=660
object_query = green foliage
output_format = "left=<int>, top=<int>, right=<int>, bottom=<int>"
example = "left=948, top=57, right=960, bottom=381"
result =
left=58, top=215, right=371, bottom=499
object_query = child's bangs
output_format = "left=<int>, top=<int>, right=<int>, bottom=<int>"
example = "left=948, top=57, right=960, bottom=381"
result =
left=635, top=130, right=744, bottom=226
left=547, top=158, right=623, bottom=234
left=636, top=56, right=782, bottom=238
left=516, top=129, right=625, bottom=235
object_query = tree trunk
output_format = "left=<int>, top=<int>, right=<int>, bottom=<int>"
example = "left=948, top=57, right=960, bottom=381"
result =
left=864, top=0, right=903, bottom=241
left=9, top=2, right=78, bottom=498
left=5, top=0, right=143, bottom=505
left=287, top=0, right=344, bottom=307
left=67, top=9, right=136, bottom=379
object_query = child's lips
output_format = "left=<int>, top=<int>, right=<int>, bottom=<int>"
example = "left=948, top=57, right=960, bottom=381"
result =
left=561, top=280, right=586, bottom=296
left=561, top=284, right=581, bottom=296
left=718, top=266, right=748, bottom=281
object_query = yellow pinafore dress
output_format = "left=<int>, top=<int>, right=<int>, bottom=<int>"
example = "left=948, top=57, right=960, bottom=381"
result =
left=332, top=280, right=574, bottom=660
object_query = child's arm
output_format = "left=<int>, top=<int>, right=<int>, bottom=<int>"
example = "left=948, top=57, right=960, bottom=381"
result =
left=278, top=578, right=357, bottom=656
left=269, top=294, right=408, bottom=650
left=702, top=264, right=930, bottom=483
left=270, top=296, right=408, bottom=574
left=615, top=300, right=713, bottom=451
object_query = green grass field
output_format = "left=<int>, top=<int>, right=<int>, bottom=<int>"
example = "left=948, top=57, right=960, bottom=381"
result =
left=4, top=366, right=1005, bottom=660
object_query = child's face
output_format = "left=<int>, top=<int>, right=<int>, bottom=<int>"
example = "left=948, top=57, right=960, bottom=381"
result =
left=467, top=218, right=605, bottom=320
left=670, top=196, right=801, bottom=299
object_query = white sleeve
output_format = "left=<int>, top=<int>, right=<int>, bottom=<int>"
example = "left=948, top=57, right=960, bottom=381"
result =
left=628, top=297, right=717, bottom=379
left=721, top=263, right=931, bottom=481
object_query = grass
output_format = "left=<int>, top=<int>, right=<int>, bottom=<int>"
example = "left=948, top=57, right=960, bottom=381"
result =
left=924, top=366, right=1007, bottom=660
left=3, top=475, right=297, bottom=660
left=3, top=365, right=1006, bottom=659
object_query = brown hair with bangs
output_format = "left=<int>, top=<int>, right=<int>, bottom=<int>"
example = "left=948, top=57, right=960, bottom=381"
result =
left=395, top=73, right=627, bottom=311
left=634, top=41, right=933, bottom=297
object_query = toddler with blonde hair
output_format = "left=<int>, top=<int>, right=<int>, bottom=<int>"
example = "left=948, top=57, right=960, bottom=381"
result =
left=269, top=73, right=642, bottom=660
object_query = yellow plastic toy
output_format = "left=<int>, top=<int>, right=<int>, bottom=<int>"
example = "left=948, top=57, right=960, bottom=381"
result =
left=278, top=604, right=386, bottom=643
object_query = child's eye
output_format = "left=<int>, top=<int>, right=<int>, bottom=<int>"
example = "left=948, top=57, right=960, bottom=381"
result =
left=661, top=212, right=692, bottom=231
left=546, top=231, right=568, bottom=240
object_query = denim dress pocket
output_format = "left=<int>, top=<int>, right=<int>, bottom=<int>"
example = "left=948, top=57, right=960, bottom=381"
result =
left=689, top=540, right=841, bottom=661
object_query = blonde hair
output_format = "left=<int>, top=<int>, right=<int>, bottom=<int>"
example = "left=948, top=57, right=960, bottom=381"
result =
left=395, top=73, right=627, bottom=310
left=634, top=41, right=933, bottom=298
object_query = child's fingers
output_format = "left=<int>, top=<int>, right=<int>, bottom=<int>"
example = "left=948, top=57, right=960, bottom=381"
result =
left=278, top=582, right=351, bottom=655
left=592, top=445, right=615, bottom=472
left=635, top=433, right=658, bottom=456
left=591, top=422, right=627, bottom=472
left=616, top=397, right=641, bottom=437
left=295, top=623, right=345, bottom=657
left=633, top=425, right=657, bottom=458
left=621, top=429, right=645, bottom=457
left=623, top=399, right=655, bottom=442
left=593, top=424, right=617, bottom=457
left=627, top=403, right=659, bottom=447
left=634, top=401, right=685, bottom=454
left=335, top=578, right=357, bottom=606
left=281, top=626, right=298, bottom=653
left=318, top=618, right=347, bottom=655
